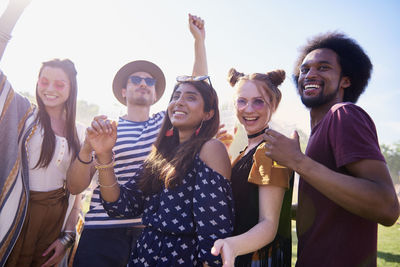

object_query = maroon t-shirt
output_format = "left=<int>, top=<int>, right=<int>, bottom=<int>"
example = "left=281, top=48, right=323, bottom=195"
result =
left=296, top=103, right=385, bottom=267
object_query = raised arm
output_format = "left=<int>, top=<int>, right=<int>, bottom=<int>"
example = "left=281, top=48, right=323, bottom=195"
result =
left=83, top=116, right=121, bottom=203
left=66, top=115, right=116, bottom=195
left=66, top=139, right=95, bottom=194
left=189, top=14, right=208, bottom=76
left=0, top=0, right=32, bottom=60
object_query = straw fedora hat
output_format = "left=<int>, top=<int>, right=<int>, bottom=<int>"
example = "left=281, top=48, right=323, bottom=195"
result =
left=112, top=60, right=166, bottom=105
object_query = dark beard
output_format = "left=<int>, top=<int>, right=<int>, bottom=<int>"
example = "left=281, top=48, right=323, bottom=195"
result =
left=301, top=88, right=338, bottom=108
left=300, top=79, right=341, bottom=108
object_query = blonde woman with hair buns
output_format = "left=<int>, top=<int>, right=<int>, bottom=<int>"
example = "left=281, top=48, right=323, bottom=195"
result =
left=212, top=68, right=294, bottom=267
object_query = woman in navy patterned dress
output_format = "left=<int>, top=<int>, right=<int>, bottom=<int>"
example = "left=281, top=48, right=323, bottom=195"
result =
left=86, top=77, right=234, bottom=267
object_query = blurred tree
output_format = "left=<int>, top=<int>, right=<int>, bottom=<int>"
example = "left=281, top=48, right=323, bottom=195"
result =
left=21, top=91, right=36, bottom=103
left=20, top=92, right=99, bottom=126
left=381, top=142, right=400, bottom=185
left=296, top=128, right=309, bottom=153
left=76, top=100, right=99, bottom=126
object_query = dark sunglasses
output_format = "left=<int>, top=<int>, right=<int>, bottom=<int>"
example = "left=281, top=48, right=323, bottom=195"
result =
left=129, top=76, right=156, bottom=87
left=176, top=75, right=213, bottom=88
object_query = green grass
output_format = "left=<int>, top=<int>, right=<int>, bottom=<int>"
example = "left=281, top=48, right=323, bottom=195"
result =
left=377, top=222, right=400, bottom=267
left=290, top=220, right=400, bottom=266
left=291, top=223, right=297, bottom=267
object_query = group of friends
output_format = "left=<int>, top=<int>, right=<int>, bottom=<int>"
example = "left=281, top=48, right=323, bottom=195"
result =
left=0, top=0, right=399, bottom=267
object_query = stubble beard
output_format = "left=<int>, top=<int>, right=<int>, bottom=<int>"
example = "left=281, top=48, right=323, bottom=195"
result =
left=127, top=95, right=154, bottom=107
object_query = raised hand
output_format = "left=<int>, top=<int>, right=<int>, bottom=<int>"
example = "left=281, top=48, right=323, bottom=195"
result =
left=0, top=0, right=33, bottom=60
left=263, top=129, right=304, bottom=169
left=85, top=115, right=117, bottom=157
left=189, top=13, right=205, bottom=41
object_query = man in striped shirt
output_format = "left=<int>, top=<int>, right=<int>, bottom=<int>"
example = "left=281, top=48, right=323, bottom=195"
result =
left=67, top=14, right=209, bottom=267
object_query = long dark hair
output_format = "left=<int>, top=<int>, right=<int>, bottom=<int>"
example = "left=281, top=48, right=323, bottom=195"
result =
left=34, top=59, right=80, bottom=169
left=140, top=80, right=219, bottom=194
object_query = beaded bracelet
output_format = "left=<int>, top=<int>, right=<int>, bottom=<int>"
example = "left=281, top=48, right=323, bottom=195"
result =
left=98, top=179, right=118, bottom=188
left=94, top=151, right=116, bottom=170
left=77, top=152, right=93, bottom=164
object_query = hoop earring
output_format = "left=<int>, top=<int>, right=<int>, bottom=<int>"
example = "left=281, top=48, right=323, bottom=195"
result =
left=165, top=127, right=174, bottom=137
left=195, top=120, right=204, bottom=136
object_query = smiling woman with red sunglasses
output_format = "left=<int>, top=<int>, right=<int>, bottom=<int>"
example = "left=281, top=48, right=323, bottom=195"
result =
left=0, top=1, right=84, bottom=266
left=212, top=69, right=294, bottom=267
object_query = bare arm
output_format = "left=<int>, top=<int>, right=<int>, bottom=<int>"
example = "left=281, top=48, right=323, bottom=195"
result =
left=68, top=115, right=120, bottom=202
left=66, top=140, right=95, bottom=194
left=0, top=0, right=32, bottom=60
left=97, top=152, right=121, bottom=203
left=67, top=115, right=118, bottom=194
left=189, top=14, right=208, bottom=76
left=64, top=193, right=82, bottom=231
left=87, top=117, right=121, bottom=203
left=211, top=185, right=284, bottom=266
left=264, top=129, right=400, bottom=226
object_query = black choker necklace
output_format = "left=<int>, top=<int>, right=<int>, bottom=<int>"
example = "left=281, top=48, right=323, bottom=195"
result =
left=247, top=127, right=268, bottom=139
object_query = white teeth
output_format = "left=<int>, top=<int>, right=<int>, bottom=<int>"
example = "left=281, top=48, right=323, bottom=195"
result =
left=244, top=117, right=257, bottom=121
left=174, top=111, right=185, bottom=115
left=45, top=94, right=57, bottom=99
left=304, top=84, right=320, bottom=90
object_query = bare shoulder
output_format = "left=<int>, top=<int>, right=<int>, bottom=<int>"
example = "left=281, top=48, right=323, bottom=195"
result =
left=199, top=139, right=231, bottom=180
left=199, top=139, right=227, bottom=159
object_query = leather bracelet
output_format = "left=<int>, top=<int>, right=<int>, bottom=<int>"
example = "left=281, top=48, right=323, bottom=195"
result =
left=77, top=152, right=93, bottom=164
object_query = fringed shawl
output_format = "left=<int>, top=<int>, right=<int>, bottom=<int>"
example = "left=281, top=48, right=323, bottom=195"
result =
left=0, top=71, right=35, bottom=266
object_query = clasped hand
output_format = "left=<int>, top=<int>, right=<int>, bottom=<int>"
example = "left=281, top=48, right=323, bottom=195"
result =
left=85, top=115, right=117, bottom=156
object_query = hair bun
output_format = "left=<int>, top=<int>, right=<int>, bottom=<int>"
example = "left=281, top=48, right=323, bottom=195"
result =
left=266, top=69, right=285, bottom=87
left=227, top=68, right=245, bottom=87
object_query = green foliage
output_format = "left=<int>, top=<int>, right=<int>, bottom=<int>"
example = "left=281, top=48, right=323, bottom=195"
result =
left=21, top=91, right=36, bottom=104
left=381, top=142, right=400, bottom=184
left=76, top=100, right=100, bottom=126
left=296, top=128, right=309, bottom=153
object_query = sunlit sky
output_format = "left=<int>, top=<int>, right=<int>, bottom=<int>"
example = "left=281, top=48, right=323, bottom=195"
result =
left=1, top=0, right=399, bottom=144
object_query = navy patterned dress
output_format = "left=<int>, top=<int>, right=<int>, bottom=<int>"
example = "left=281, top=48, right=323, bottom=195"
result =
left=102, top=154, right=235, bottom=267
